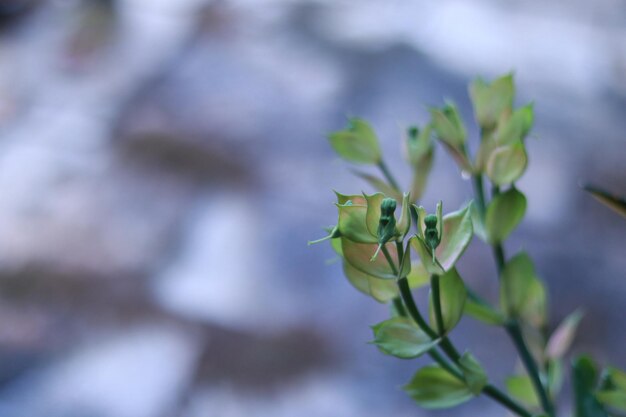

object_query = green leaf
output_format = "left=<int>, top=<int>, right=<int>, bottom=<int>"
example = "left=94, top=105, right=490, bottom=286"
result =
left=429, top=268, right=467, bottom=333
left=485, top=187, right=527, bottom=243
left=407, top=261, right=430, bottom=289
left=343, top=261, right=398, bottom=303
left=497, top=104, right=534, bottom=145
left=411, top=202, right=474, bottom=274
left=371, top=317, right=440, bottom=359
left=412, top=236, right=444, bottom=274
left=334, top=192, right=377, bottom=244
left=604, top=367, right=626, bottom=391
left=328, top=118, right=382, bottom=164
left=341, top=238, right=398, bottom=279
left=584, top=185, right=626, bottom=219
left=396, top=192, right=412, bottom=238
left=331, top=236, right=343, bottom=256
left=404, top=365, right=474, bottom=409
left=486, top=141, right=528, bottom=186
left=364, top=192, right=386, bottom=238
left=436, top=200, right=443, bottom=240
left=596, top=391, right=626, bottom=412
left=506, top=375, right=540, bottom=408
left=464, top=297, right=506, bottom=325
left=500, top=253, right=547, bottom=325
left=469, top=74, right=515, bottom=130
left=430, top=102, right=467, bottom=148
left=459, top=352, right=488, bottom=394
left=573, top=355, right=609, bottom=417
left=399, top=241, right=412, bottom=278
left=546, top=309, right=584, bottom=359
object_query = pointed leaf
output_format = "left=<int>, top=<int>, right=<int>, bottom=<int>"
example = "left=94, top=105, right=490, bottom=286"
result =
left=436, top=200, right=443, bottom=240
left=412, top=236, right=444, bottom=274
left=596, top=391, right=626, bottom=412
left=328, top=118, right=381, bottom=164
left=364, top=192, right=386, bottom=237
left=429, top=268, right=467, bottom=333
left=396, top=192, right=412, bottom=238
left=485, top=187, right=527, bottom=243
left=404, top=365, right=474, bottom=409
left=459, top=352, right=488, bottom=394
left=335, top=191, right=367, bottom=205
left=584, top=185, right=626, bottom=219
left=436, top=203, right=474, bottom=271
left=486, top=141, right=528, bottom=186
left=464, top=297, right=506, bottom=325
left=399, top=241, right=412, bottom=278
left=500, top=253, right=547, bottom=325
left=506, top=375, right=540, bottom=408
left=371, top=317, right=440, bottom=359
left=546, top=309, right=584, bottom=359
left=331, top=236, right=343, bottom=256
left=604, top=367, right=626, bottom=391
left=409, top=150, right=434, bottom=202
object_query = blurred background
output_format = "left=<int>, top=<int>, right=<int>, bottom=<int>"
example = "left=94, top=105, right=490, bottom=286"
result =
left=0, top=0, right=623, bottom=416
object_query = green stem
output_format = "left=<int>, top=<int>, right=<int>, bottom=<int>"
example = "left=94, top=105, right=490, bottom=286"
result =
left=384, top=249, right=531, bottom=417
left=483, top=385, right=534, bottom=417
left=473, top=174, right=554, bottom=417
left=431, top=274, right=445, bottom=335
left=397, top=276, right=437, bottom=340
left=506, top=321, right=555, bottom=417
left=381, top=245, right=398, bottom=276
left=472, top=174, right=487, bottom=215
left=377, top=160, right=401, bottom=191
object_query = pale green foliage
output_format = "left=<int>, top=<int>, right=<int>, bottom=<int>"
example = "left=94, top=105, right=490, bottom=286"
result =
left=314, top=73, right=624, bottom=417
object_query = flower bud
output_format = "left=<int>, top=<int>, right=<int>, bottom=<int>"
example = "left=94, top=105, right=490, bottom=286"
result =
left=424, top=214, right=441, bottom=262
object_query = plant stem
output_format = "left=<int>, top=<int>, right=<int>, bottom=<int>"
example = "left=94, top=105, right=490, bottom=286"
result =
left=399, top=277, right=530, bottom=417
left=472, top=174, right=487, bottom=215
left=506, top=320, right=555, bottom=417
left=381, top=245, right=398, bottom=276
left=483, top=385, right=534, bottom=417
left=397, top=276, right=437, bottom=339
left=392, top=297, right=407, bottom=317
left=377, top=160, right=401, bottom=191
left=382, top=248, right=531, bottom=417
left=431, top=274, right=445, bottom=335
left=472, top=174, right=555, bottom=417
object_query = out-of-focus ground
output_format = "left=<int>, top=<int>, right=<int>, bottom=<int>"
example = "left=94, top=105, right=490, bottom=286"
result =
left=0, top=0, right=623, bottom=416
